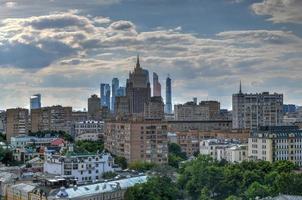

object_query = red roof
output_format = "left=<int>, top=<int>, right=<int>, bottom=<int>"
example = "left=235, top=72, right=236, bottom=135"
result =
left=51, top=138, right=65, bottom=146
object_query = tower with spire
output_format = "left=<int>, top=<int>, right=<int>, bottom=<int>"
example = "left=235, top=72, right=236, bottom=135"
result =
left=126, top=54, right=151, bottom=114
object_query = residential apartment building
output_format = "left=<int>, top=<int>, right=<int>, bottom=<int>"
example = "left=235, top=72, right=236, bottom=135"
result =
left=174, top=100, right=220, bottom=121
left=6, top=108, right=29, bottom=140
left=31, top=105, right=72, bottom=134
left=168, top=120, right=232, bottom=132
left=74, top=120, right=104, bottom=141
left=88, top=94, right=101, bottom=120
left=44, top=149, right=114, bottom=184
left=232, top=84, right=283, bottom=129
left=248, top=126, right=302, bottom=166
left=105, top=119, right=168, bottom=164
left=144, top=96, right=164, bottom=120
left=176, top=131, right=202, bottom=157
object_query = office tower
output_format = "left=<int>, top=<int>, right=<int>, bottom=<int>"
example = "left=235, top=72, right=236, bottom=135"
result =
left=88, top=94, right=101, bottom=120
left=153, top=72, right=161, bottom=97
left=174, top=100, right=220, bottom=121
left=126, top=55, right=151, bottom=114
left=144, top=96, right=164, bottom=120
left=31, top=105, right=72, bottom=134
left=165, top=76, right=172, bottom=114
left=30, top=94, right=41, bottom=110
left=116, top=87, right=126, bottom=97
left=6, top=108, right=29, bottom=140
left=232, top=82, right=283, bottom=129
left=105, top=119, right=168, bottom=164
left=248, top=126, right=302, bottom=166
left=100, top=83, right=110, bottom=109
left=111, top=78, right=119, bottom=112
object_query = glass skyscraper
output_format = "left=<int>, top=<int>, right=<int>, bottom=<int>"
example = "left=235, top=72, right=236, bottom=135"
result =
left=30, top=94, right=41, bottom=110
left=100, top=83, right=110, bottom=109
left=165, top=76, right=172, bottom=114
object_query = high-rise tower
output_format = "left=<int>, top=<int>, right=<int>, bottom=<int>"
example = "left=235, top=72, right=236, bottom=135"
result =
left=165, top=76, right=172, bottom=114
left=126, top=55, right=151, bottom=114
left=153, top=72, right=161, bottom=97
left=111, top=78, right=119, bottom=112
left=100, top=83, right=110, bottom=109
left=30, top=94, right=41, bottom=110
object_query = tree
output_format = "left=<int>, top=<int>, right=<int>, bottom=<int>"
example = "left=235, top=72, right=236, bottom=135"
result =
left=114, top=156, right=127, bottom=169
left=168, top=143, right=187, bottom=168
left=102, top=171, right=117, bottom=179
left=124, top=176, right=181, bottom=200
left=75, top=140, right=104, bottom=153
left=200, top=187, right=213, bottom=200
left=128, top=161, right=157, bottom=171
left=245, top=182, right=270, bottom=199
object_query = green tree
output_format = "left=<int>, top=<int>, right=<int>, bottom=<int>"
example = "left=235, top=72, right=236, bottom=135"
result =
left=128, top=161, right=157, bottom=171
left=102, top=171, right=117, bottom=179
left=168, top=143, right=187, bottom=168
left=114, top=156, right=127, bottom=169
left=245, top=182, right=271, bottom=199
left=75, top=140, right=104, bottom=153
left=200, top=187, right=213, bottom=200
left=125, top=176, right=181, bottom=200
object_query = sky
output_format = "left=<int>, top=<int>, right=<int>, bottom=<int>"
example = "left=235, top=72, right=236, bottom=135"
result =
left=0, top=0, right=302, bottom=110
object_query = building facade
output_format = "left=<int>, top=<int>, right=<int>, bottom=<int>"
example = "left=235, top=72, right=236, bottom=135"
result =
left=88, top=94, right=101, bottom=120
left=74, top=120, right=104, bottom=141
left=44, top=150, right=114, bottom=184
left=105, top=119, right=168, bottom=164
left=232, top=84, right=283, bottom=129
left=6, top=108, right=29, bottom=140
left=31, top=106, right=72, bottom=134
left=248, top=126, right=302, bottom=166
left=144, top=96, right=164, bottom=120
left=174, top=101, right=220, bottom=121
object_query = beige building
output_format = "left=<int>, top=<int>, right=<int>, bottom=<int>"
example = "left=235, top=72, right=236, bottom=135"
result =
left=31, top=105, right=72, bottom=134
left=114, top=96, right=130, bottom=117
left=6, top=183, right=36, bottom=200
left=248, top=126, right=302, bottom=166
left=174, top=101, right=220, bottom=121
left=105, top=119, right=168, bottom=164
left=168, top=120, right=232, bottom=132
left=144, top=96, right=164, bottom=120
left=87, top=94, right=101, bottom=120
left=6, top=108, right=29, bottom=141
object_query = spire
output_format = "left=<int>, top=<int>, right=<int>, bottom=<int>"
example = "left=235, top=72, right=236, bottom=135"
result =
left=136, top=54, right=140, bottom=69
left=239, top=80, right=242, bottom=94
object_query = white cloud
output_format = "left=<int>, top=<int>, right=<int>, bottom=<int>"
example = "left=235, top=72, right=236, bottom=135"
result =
left=0, top=11, right=302, bottom=109
left=251, top=0, right=302, bottom=24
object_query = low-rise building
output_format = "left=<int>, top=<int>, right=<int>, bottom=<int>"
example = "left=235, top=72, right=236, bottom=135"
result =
left=43, top=148, right=114, bottom=184
left=6, top=183, right=36, bottom=200
left=10, top=135, right=59, bottom=148
left=225, top=144, right=248, bottom=163
left=248, top=126, right=302, bottom=166
left=48, top=175, right=147, bottom=200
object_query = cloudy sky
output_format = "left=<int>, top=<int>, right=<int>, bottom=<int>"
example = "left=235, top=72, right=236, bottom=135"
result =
left=0, top=0, right=301, bottom=110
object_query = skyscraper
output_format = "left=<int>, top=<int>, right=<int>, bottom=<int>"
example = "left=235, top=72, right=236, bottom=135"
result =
left=100, top=83, right=110, bottom=109
left=111, top=78, right=119, bottom=112
left=126, top=55, right=151, bottom=114
left=30, top=94, right=41, bottom=110
left=153, top=72, right=161, bottom=97
left=165, top=76, right=172, bottom=114
left=116, top=87, right=126, bottom=97
left=232, top=82, right=283, bottom=129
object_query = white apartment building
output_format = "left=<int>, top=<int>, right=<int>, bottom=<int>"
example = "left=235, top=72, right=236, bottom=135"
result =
left=200, top=139, right=233, bottom=160
left=74, top=121, right=104, bottom=141
left=44, top=147, right=114, bottom=184
left=225, top=144, right=248, bottom=163
left=232, top=87, right=283, bottom=129
left=248, top=126, right=302, bottom=166
left=10, top=134, right=58, bottom=148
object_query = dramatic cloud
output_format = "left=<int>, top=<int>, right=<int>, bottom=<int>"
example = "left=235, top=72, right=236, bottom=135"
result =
left=0, top=10, right=302, bottom=109
left=251, top=0, right=302, bottom=24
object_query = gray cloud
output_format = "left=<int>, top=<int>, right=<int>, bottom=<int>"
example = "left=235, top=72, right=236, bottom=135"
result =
left=251, top=0, right=302, bottom=24
left=0, top=11, right=302, bottom=109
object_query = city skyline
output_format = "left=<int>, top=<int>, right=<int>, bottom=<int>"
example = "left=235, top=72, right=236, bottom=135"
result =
left=0, top=0, right=302, bottom=110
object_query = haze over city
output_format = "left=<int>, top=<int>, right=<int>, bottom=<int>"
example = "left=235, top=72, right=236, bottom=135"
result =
left=0, top=0, right=302, bottom=110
